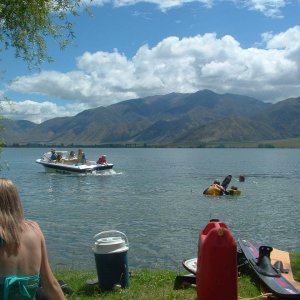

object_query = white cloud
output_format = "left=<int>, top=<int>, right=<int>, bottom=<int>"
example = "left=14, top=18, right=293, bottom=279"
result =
left=242, top=0, right=288, bottom=18
left=8, top=26, right=300, bottom=122
left=263, top=26, right=300, bottom=50
left=90, top=0, right=213, bottom=11
left=2, top=0, right=298, bottom=124
left=1, top=100, right=88, bottom=124
left=89, top=0, right=290, bottom=17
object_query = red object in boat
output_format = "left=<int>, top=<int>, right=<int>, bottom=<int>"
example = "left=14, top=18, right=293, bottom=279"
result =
left=196, top=220, right=237, bottom=300
left=97, top=155, right=107, bottom=164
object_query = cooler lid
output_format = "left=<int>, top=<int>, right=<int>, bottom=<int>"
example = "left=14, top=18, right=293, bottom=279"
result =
left=93, top=237, right=128, bottom=254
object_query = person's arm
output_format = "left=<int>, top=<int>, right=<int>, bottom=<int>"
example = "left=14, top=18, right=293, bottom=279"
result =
left=39, top=230, right=65, bottom=300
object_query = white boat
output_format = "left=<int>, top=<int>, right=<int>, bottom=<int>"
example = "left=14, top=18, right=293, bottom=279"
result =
left=36, top=150, right=114, bottom=174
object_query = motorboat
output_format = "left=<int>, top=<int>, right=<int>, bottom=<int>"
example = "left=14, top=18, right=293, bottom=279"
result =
left=36, top=150, right=113, bottom=174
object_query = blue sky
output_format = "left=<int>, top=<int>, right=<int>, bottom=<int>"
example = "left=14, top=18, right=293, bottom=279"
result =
left=1, top=0, right=300, bottom=123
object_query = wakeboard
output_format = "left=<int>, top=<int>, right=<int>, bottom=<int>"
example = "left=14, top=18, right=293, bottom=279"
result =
left=221, top=174, right=232, bottom=190
left=238, top=239, right=300, bottom=299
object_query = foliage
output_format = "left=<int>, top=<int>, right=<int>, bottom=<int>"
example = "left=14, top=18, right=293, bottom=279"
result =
left=258, top=143, right=275, bottom=148
left=0, top=0, right=89, bottom=67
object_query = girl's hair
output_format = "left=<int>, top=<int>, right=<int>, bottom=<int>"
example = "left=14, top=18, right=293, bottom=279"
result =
left=0, top=178, right=24, bottom=246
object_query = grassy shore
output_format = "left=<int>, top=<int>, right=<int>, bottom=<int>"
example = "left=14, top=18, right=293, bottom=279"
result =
left=54, top=252, right=300, bottom=300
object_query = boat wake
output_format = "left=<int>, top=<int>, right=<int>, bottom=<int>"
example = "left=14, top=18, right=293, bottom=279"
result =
left=90, top=169, right=122, bottom=176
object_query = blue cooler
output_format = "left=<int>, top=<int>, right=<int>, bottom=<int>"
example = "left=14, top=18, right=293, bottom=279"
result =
left=93, top=231, right=129, bottom=291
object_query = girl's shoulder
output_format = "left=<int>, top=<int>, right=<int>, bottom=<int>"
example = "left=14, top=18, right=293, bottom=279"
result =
left=23, top=220, right=43, bottom=235
left=21, top=220, right=45, bottom=248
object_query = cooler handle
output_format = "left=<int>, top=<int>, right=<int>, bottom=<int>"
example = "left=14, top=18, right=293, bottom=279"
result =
left=94, top=230, right=129, bottom=247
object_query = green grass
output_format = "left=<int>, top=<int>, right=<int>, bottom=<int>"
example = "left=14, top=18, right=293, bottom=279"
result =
left=53, top=252, right=300, bottom=299
left=55, top=269, right=196, bottom=300
left=54, top=268, right=263, bottom=300
left=291, top=252, right=300, bottom=281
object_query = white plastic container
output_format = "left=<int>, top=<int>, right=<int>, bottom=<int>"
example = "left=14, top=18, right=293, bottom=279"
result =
left=93, top=231, right=129, bottom=290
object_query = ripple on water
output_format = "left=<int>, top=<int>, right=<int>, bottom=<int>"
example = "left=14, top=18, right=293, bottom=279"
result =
left=1, top=148, right=300, bottom=270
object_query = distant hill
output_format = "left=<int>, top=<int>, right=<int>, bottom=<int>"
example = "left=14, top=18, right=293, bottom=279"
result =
left=1, top=90, right=300, bottom=146
left=1, top=119, right=38, bottom=143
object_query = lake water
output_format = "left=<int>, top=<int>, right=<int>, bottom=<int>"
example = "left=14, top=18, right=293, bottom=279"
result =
left=0, top=148, right=299, bottom=271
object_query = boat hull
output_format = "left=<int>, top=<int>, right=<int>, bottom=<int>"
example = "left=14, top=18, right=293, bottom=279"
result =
left=36, top=159, right=113, bottom=174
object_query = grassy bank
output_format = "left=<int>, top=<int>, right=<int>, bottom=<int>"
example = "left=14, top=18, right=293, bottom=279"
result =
left=54, top=252, right=300, bottom=300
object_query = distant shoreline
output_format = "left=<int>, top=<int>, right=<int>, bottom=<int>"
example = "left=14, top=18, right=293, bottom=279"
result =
left=2, top=137, right=300, bottom=149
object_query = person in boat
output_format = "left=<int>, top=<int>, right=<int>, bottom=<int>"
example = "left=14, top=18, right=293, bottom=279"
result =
left=0, top=178, right=65, bottom=300
left=69, top=151, right=76, bottom=159
left=61, top=151, right=77, bottom=165
left=50, top=149, right=57, bottom=161
left=77, top=149, right=86, bottom=164
left=203, top=179, right=227, bottom=196
left=97, top=155, right=107, bottom=165
left=56, top=153, right=62, bottom=163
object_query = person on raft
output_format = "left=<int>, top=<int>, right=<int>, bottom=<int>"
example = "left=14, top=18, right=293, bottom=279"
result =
left=228, top=185, right=241, bottom=196
left=238, top=175, right=245, bottom=182
left=203, top=180, right=228, bottom=196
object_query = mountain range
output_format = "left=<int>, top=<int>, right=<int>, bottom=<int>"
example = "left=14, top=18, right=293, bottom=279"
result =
left=2, top=89, right=300, bottom=147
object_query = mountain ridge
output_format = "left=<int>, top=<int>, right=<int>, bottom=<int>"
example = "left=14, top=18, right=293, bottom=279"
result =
left=2, top=90, right=300, bottom=146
